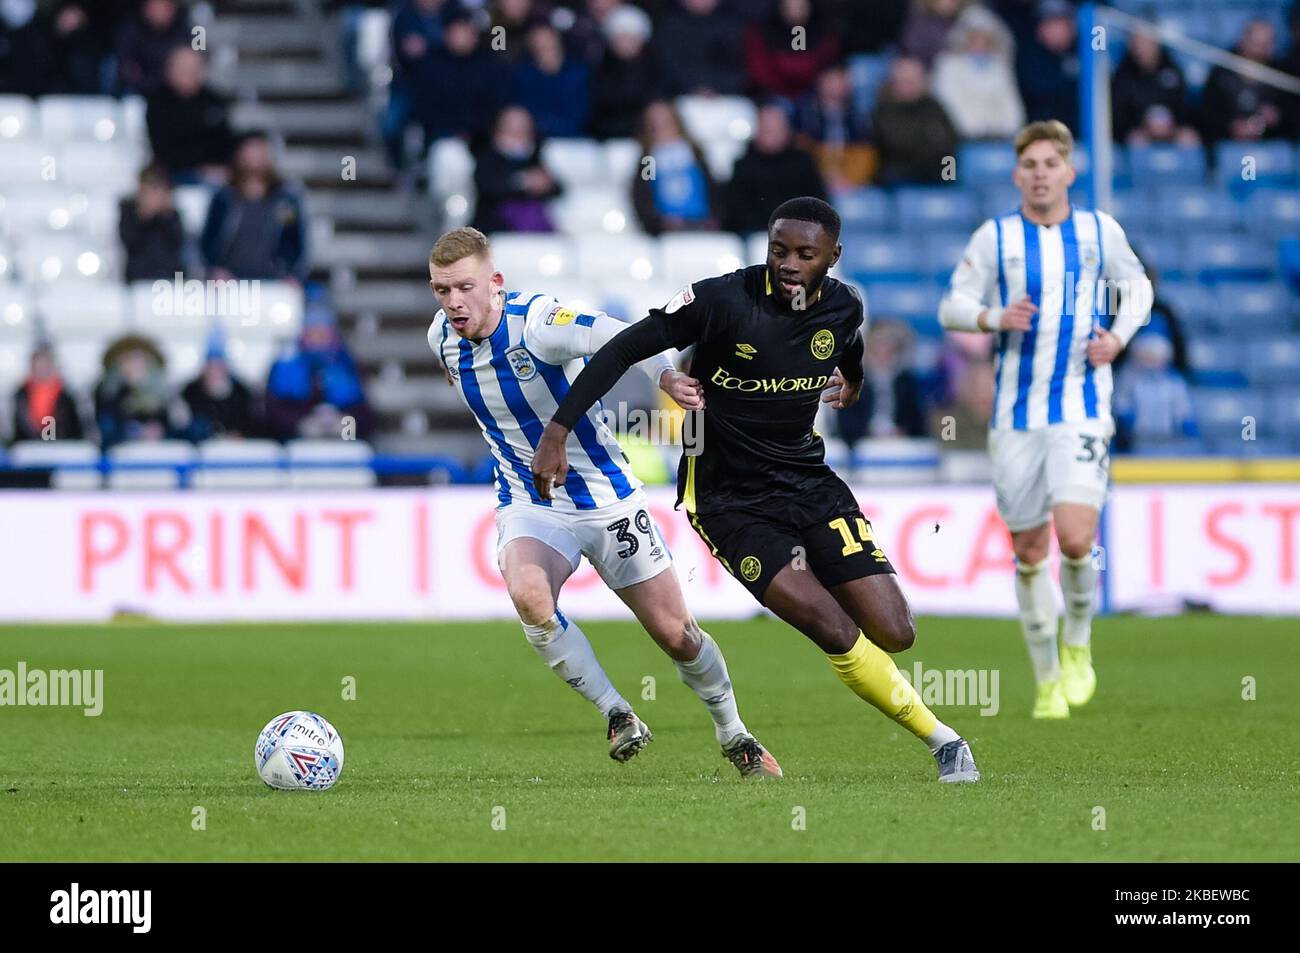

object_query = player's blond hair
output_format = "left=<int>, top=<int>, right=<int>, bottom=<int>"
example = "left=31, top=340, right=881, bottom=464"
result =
left=429, top=227, right=491, bottom=269
left=1014, top=120, right=1074, bottom=160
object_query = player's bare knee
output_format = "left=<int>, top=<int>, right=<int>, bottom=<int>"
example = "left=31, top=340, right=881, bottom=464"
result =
left=815, top=616, right=860, bottom=655
left=1057, top=533, right=1093, bottom=562
left=870, top=613, right=915, bottom=653
left=1014, top=539, right=1050, bottom=567
left=652, top=614, right=699, bottom=662
left=507, top=569, right=555, bottom=627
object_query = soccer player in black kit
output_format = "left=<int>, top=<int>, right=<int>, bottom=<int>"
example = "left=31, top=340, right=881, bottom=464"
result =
left=533, top=198, right=980, bottom=782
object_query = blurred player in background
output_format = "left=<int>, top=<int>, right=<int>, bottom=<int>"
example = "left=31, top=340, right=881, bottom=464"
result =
left=532, top=198, right=981, bottom=784
left=939, top=120, right=1153, bottom=718
left=427, top=227, right=782, bottom=778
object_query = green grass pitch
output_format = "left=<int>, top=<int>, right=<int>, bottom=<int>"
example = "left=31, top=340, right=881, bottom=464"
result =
left=1, top=615, right=1297, bottom=861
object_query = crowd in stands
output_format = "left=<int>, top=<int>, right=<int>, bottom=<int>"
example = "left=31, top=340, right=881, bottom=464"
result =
left=1, top=1, right=375, bottom=451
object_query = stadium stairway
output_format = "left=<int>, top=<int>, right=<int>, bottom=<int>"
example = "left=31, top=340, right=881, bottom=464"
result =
left=210, top=0, right=471, bottom=455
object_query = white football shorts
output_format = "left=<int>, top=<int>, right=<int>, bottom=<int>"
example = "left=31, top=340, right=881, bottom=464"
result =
left=988, top=417, right=1114, bottom=532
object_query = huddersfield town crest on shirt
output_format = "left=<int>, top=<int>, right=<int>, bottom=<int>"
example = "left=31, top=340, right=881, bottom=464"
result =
left=505, top=346, right=537, bottom=381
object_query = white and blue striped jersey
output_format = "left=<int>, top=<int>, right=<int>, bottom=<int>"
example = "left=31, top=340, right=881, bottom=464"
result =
left=428, top=290, right=673, bottom=511
left=940, top=206, right=1152, bottom=431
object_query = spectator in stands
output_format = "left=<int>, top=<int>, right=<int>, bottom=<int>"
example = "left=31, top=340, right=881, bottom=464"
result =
left=381, top=0, right=445, bottom=169
left=472, top=105, right=561, bottom=233
left=1112, top=331, right=1197, bottom=453
left=1111, top=29, right=1197, bottom=146
left=899, top=0, right=969, bottom=68
left=792, top=61, right=874, bottom=191
left=94, top=334, right=179, bottom=448
left=119, top=163, right=185, bottom=283
left=932, top=4, right=1025, bottom=140
left=1015, top=0, right=1079, bottom=133
left=870, top=56, right=958, bottom=186
left=0, top=0, right=54, bottom=95
left=49, top=2, right=101, bottom=93
left=180, top=335, right=262, bottom=442
left=1201, top=19, right=1291, bottom=144
left=201, top=132, right=308, bottom=283
left=488, top=0, right=536, bottom=64
left=725, top=103, right=826, bottom=234
left=745, top=0, right=841, bottom=102
left=115, top=0, right=190, bottom=96
left=589, top=5, right=660, bottom=140
left=147, top=46, right=234, bottom=184
left=512, top=20, right=590, bottom=138
left=655, top=0, right=746, bottom=97
left=264, top=299, right=373, bottom=442
left=824, top=0, right=908, bottom=54
left=631, top=99, right=721, bottom=235
left=11, top=342, right=84, bottom=442
left=565, top=0, right=621, bottom=65
left=932, top=358, right=994, bottom=450
left=411, top=3, right=508, bottom=147
left=836, top=319, right=928, bottom=443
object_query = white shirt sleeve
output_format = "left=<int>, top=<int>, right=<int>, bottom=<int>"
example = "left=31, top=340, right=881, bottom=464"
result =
left=427, top=311, right=448, bottom=364
left=939, top=219, right=1000, bottom=332
left=525, top=299, right=672, bottom=385
left=1097, top=211, right=1153, bottom=348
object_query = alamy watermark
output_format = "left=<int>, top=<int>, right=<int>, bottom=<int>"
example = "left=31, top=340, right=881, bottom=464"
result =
left=0, top=662, right=103, bottom=716
left=893, top=662, right=1000, bottom=716
left=151, top=273, right=262, bottom=326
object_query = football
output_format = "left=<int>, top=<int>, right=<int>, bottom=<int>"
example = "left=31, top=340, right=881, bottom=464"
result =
left=254, top=711, right=345, bottom=791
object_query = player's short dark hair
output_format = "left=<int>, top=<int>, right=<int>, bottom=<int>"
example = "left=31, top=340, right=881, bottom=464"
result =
left=768, top=197, right=841, bottom=243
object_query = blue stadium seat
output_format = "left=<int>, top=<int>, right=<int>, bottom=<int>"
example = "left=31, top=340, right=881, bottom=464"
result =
left=837, top=188, right=895, bottom=231
left=958, top=142, right=1016, bottom=185
left=1156, top=280, right=1218, bottom=331
left=1155, top=10, right=1220, bottom=46
left=1187, top=337, right=1248, bottom=387
left=1126, top=232, right=1188, bottom=281
left=895, top=187, right=981, bottom=232
left=1215, top=140, right=1296, bottom=191
left=1208, top=435, right=1292, bottom=457
left=1191, top=388, right=1264, bottom=439
left=1270, top=389, right=1300, bottom=440
left=1187, top=234, right=1275, bottom=281
left=840, top=233, right=923, bottom=282
left=864, top=281, right=943, bottom=324
left=981, top=184, right=1022, bottom=221
left=1129, top=145, right=1206, bottom=187
left=920, top=232, right=971, bottom=282
left=1126, top=437, right=1210, bottom=457
left=1215, top=281, right=1294, bottom=331
left=1158, top=186, right=1241, bottom=231
left=1243, top=336, right=1300, bottom=386
left=1109, top=189, right=1152, bottom=232
left=1244, top=188, right=1300, bottom=237
left=848, top=54, right=892, bottom=116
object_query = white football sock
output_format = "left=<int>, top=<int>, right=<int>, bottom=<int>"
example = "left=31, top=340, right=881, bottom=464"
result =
left=1015, top=556, right=1060, bottom=683
left=674, top=631, right=748, bottom=745
left=522, top=612, right=627, bottom=717
left=925, top=721, right=961, bottom=755
left=1060, top=554, right=1098, bottom=647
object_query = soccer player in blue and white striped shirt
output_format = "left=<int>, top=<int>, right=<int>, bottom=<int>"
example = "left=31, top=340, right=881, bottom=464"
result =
left=940, top=121, right=1152, bottom=719
left=426, top=227, right=782, bottom=778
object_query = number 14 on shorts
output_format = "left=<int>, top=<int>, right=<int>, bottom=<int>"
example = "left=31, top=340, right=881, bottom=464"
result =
left=829, top=516, right=887, bottom=562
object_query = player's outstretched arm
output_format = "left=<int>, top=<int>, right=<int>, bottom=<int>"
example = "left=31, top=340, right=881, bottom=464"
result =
left=531, top=315, right=683, bottom=499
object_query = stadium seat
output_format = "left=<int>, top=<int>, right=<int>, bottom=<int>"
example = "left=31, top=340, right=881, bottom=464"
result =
left=58, top=141, right=141, bottom=195
left=1158, top=186, right=1240, bottom=232
left=1128, top=145, right=1206, bottom=186
left=38, top=96, right=126, bottom=144
left=0, top=241, right=12, bottom=282
left=0, top=94, right=36, bottom=140
left=1244, top=188, right=1300, bottom=237
left=659, top=233, right=744, bottom=288
left=957, top=142, right=1016, bottom=185
left=837, top=188, right=895, bottom=231
left=1190, top=388, right=1263, bottom=440
left=1108, top=190, right=1152, bottom=232
left=575, top=233, right=661, bottom=284
left=224, top=338, right=277, bottom=387
left=8, top=439, right=101, bottom=490
left=16, top=233, right=116, bottom=284
left=1214, top=140, right=1295, bottom=191
left=53, top=339, right=105, bottom=392
left=981, top=183, right=1022, bottom=220
left=920, top=232, right=971, bottom=282
left=427, top=137, right=475, bottom=210
left=1214, top=281, right=1293, bottom=332
left=1269, top=388, right=1300, bottom=440
left=36, top=285, right=130, bottom=340
left=600, top=281, right=679, bottom=328
left=1127, top=232, right=1189, bottom=281
left=173, top=185, right=215, bottom=236
left=550, top=186, right=634, bottom=236
left=702, top=137, right=746, bottom=182
left=840, top=233, right=923, bottom=282
left=1187, top=337, right=1247, bottom=387
left=0, top=285, right=35, bottom=337
left=865, top=281, right=943, bottom=324
left=2, top=186, right=101, bottom=235
left=286, top=438, right=376, bottom=488
left=1187, top=234, right=1274, bottom=282
left=191, top=439, right=287, bottom=489
left=1243, top=336, right=1300, bottom=386
left=488, top=233, right=577, bottom=283
left=106, top=439, right=196, bottom=490
left=847, top=53, right=892, bottom=115
left=354, top=8, right=392, bottom=83
left=159, top=338, right=205, bottom=386
left=224, top=280, right=304, bottom=338
left=129, top=281, right=211, bottom=340
left=541, top=138, right=609, bottom=190
left=895, top=187, right=981, bottom=233
left=5, top=141, right=60, bottom=186
left=853, top=436, right=941, bottom=485
left=602, top=138, right=641, bottom=187
left=674, top=95, right=756, bottom=145
left=0, top=339, right=27, bottom=393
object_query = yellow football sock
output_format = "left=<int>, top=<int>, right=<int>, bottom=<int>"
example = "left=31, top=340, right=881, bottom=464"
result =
left=827, top=633, right=937, bottom=741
